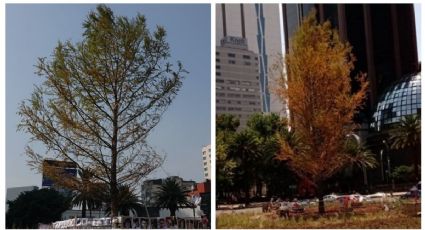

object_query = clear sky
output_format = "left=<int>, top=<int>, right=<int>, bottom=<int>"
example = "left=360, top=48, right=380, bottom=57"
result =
left=6, top=4, right=211, bottom=189
left=414, top=4, right=421, bottom=61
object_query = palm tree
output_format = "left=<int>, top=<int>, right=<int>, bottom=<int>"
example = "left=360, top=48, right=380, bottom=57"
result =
left=104, top=185, right=143, bottom=216
left=155, top=178, right=192, bottom=217
left=228, top=130, right=261, bottom=206
left=72, top=169, right=102, bottom=218
left=389, top=114, right=421, bottom=180
left=344, top=137, right=377, bottom=188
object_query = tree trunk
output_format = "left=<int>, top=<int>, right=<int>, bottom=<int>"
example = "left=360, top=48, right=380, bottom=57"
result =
left=413, top=145, right=420, bottom=181
left=170, top=208, right=176, bottom=217
left=82, top=199, right=87, bottom=218
left=111, top=103, right=119, bottom=227
left=244, top=186, right=250, bottom=207
left=317, top=185, right=325, bottom=214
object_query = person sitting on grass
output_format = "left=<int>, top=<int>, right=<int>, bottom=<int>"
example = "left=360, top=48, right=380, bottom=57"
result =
left=279, top=199, right=290, bottom=219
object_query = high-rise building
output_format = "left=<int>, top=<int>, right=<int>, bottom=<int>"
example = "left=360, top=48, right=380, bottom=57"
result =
left=282, top=4, right=419, bottom=118
left=216, top=36, right=262, bottom=128
left=216, top=4, right=285, bottom=116
left=202, top=145, right=211, bottom=180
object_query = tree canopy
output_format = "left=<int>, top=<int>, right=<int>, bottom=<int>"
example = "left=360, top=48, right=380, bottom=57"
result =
left=155, top=178, right=192, bottom=217
left=6, top=189, right=71, bottom=229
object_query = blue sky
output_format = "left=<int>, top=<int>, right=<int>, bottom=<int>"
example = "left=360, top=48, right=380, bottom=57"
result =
left=6, top=4, right=211, bottom=188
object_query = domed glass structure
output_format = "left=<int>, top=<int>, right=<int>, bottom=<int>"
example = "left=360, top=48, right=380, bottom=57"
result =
left=371, top=73, right=421, bottom=131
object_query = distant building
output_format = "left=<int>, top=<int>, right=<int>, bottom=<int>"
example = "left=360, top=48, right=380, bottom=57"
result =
left=216, top=36, right=262, bottom=128
left=216, top=4, right=285, bottom=116
left=141, top=176, right=196, bottom=207
left=6, top=186, right=38, bottom=202
left=202, top=145, right=211, bottom=180
left=6, top=186, right=39, bottom=210
left=194, top=180, right=211, bottom=220
left=42, top=159, right=77, bottom=195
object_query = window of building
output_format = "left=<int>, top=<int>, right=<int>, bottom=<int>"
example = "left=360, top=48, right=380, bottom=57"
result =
left=216, top=72, right=221, bottom=76
left=243, top=55, right=251, bottom=59
left=228, top=53, right=236, bottom=57
left=216, top=52, right=220, bottom=55
left=216, top=65, right=221, bottom=69
left=216, top=79, right=224, bottom=83
left=244, top=62, right=251, bottom=66
left=228, top=60, right=236, bottom=64
left=216, top=58, right=220, bottom=63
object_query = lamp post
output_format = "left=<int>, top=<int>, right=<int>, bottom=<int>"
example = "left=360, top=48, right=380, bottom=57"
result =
left=380, top=149, right=384, bottom=181
left=382, top=140, right=395, bottom=191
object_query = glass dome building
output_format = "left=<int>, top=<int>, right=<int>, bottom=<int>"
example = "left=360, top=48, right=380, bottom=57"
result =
left=371, top=73, right=421, bottom=131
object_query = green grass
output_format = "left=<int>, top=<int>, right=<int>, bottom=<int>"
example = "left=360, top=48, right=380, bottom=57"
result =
left=217, top=202, right=420, bottom=229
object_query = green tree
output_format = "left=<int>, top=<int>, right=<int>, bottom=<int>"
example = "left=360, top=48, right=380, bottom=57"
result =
left=391, top=165, right=415, bottom=183
left=18, top=5, right=185, bottom=221
left=229, top=130, right=261, bottom=206
left=6, top=189, right=71, bottom=229
left=275, top=11, right=374, bottom=214
left=216, top=114, right=240, bottom=133
left=216, top=114, right=239, bottom=201
left=104, top=185, right=143, bottom=216
left=72, top=169, right=104, bottom=218
left=246, top=113, right=285, bottom=197
left=155, top=178, right=192, bottom=217
left=389, top=114, right=421, bottom=180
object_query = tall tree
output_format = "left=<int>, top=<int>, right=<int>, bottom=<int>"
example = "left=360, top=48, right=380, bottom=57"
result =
left=229, top=130, right=261, bottom=206
left=6, top=189, right=71, bottom=229
left=246, top=113, right=284, bottom=197
left=155, top=178, right=192, bottom=217
left=18, top=5, right=185, bottom=221
left=389, top=114, right=421, bottom=180
left=275, top=11, right=374, bottom=214
left=216, top=114, right=239, bottom=201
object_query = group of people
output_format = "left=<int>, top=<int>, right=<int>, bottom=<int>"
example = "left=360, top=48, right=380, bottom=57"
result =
left=122, top=216, right=209, bottom=229
left=263, top=198, right=305, bottom=219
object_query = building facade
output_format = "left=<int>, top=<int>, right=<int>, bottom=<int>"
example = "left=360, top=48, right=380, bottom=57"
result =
left=6, top=186, right=38, bottom=202
left=216, top=4, right=285, bottom=116
left=141, top=176, right=196, bottom=207
left=282, top=4, right=419, bottom=118
left=202, top=145, right=211, bottom=180
left=216, top=36, right=262, bottom=128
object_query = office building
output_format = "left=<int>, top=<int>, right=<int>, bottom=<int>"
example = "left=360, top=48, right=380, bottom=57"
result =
left=202, top=145, right=211, bottom=180
left=216, top=36, right=262, bottom=128
left=216, top=4, right=285, bottom=116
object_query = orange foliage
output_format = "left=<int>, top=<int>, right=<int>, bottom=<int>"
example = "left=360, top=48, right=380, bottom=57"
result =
left=275, top=12, right=368, bottom=188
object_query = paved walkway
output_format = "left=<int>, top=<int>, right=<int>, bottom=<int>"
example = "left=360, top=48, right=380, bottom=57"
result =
left=216, top=206, right=263, bottom=215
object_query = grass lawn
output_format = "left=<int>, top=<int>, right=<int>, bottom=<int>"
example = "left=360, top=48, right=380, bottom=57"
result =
left=216, top=201, right=420, bottom=229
